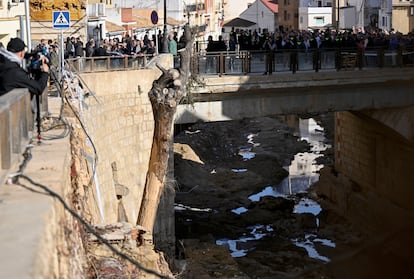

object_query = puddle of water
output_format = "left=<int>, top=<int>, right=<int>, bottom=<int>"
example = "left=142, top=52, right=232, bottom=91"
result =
left=238, top=133, right=259, bottom=161
left=276, top=118, right=331, bottom=195
left=248, top=185, right=285, bottom=202
left=239, top=148, right=256, bottom=160
left=292, top=233, right=335, bottom=262
left=294, top=197, right=322, bottom=215
left=216, top=224, right=273, bottom=257
left=231, top=207, right=248, bottom=215
left=314, top=237, right=336, bottom=248
left=247, top=133, right=260, bottom=147
left=232, top=168, right=248, bottom=173
left=274, top=175, right=320, bottom=195
left=175, top=203, right=213, bottom=212
left=294, top=196, right=322, bottom=229
left=245, top=118, right=330, bottom=199
left=224, top=118, right=336, bottom=261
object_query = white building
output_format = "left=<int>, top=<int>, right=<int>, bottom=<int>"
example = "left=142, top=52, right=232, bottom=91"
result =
left=116, top=0, right=183, bottom=21
left=87, top=2, right=107, bottom=43
left=339, top=0, right=381, bottom=29
left=378, top=0, right=392, bottom=31
left=239, top=0, right=278, bottom=33
left=298, top=0, right=333, bottom=30
left=0, top=0, right=27, bottom=47
left=222, top=0, right=256, bottom=22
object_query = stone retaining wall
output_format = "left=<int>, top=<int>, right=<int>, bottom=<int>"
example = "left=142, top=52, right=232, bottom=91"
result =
left=323, top=110, right=414, bottom=232
left=78, top=55, right=172, bottom=225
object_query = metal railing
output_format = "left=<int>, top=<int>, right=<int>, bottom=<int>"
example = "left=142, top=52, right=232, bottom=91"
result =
left=66, top=54, right=156, bottom=73
left=191, top=46, right=414, bottom=76
left=64, top=45, right=414, bottom=76
left=0, top=89, right=33, bottom=184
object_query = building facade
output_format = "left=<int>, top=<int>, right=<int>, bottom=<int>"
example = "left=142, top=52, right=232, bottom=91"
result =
left=339, top=0, right=381, bottom=29
left=392, top=0, right=414, bottom=34
left=278, top=0, right=300, bottom=31
left=378, top=0, right=393, bottom=31
left=222, top=0, right=261, bottom=22
left=184, top=0, right=224, bottom=40
left=298, top=0, right=333, bottom=30
left=0, top=0, right=26, bottom=47
left=239, top=0, right=278, bottom=33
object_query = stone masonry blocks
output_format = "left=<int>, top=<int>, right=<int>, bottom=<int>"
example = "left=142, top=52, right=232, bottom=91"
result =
left=79, top=67, right=161, bottom=224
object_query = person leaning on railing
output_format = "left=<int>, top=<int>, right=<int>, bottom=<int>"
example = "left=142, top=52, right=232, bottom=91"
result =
left=0, top=37, right=49, bottom=97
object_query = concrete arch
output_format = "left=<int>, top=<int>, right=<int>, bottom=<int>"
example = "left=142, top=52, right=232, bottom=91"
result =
left=363, top=105, right=414, bottom=143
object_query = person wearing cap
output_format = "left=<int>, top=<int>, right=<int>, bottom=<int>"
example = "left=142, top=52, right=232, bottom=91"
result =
left=0, top=37, right=49, bottom=97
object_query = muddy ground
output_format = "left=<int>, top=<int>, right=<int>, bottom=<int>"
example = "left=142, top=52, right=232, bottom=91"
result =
left=172, top=115, right=414, bottom=279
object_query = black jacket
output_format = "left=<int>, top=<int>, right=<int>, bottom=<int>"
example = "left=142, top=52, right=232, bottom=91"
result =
left=0, top=51, right=49, bottom=97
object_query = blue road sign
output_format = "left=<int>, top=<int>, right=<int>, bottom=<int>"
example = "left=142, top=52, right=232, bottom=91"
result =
left=151, top=10, right=158, bottom=25
left=53, top=11, right=70, bottom=29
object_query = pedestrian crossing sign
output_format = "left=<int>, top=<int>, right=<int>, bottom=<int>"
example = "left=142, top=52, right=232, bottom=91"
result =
left=53, top=11, right=70, bottom=29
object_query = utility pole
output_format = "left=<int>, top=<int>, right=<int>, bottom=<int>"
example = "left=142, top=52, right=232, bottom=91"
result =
left=24, top=0, right=31, bottom=51
left=161, top=0, right=169, bottom=53
left=337, top=0, right=340, bottom=31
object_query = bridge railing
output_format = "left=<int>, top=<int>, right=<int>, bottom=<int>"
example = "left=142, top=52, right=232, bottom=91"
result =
left=66, top=54, right=156, bottom=73
left=64, top=46, right=414, bottom=76
left=190, top=46, right=414, bottom=76
left=0, top=89, right=33, bottom=184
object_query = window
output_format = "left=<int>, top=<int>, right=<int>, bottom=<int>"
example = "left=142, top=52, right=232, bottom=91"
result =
left=315, top=17, right=325, bottom=24
left=284, top=10, right=287, bottom=20
left=300, top=16, right=303, bottom=24
left=187, top=4, right=196, bottom=12
left=411, top=6, right=414, bottom=16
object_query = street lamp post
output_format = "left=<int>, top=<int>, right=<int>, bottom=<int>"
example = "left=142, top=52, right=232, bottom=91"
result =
left=161, top=0, right=169, bottom=53
left=337, top=0, right=340, bottom=31
left=24, top=0, right=31, bottom=51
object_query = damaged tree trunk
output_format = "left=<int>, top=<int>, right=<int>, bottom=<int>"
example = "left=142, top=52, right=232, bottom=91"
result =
left=137, top=24, right=193, bottom=231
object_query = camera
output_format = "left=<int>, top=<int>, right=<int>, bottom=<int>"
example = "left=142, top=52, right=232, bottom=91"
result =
left=25, top=51, right=49, bottom=75
left=25, top=43, right=50, bottom=72
left=27, top=52, right=43, bottom=71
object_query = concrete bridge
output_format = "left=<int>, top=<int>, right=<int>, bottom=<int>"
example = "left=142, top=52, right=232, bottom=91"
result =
left=1, top=54, right=414, bottom=278
left=176, top=68, right=414, bottom=124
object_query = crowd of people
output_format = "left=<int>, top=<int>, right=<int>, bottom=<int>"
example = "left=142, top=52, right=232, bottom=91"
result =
left=0, top=29, right=183, bottom=97
left=207, top=26, right=414, bottom=53
left=2, top=25, right=414, bottom=98
left=0, top=37, right=50, bottom=97
left=201, top=26, right=414, bottom=74
left=63, top=31, right=179, bottom=60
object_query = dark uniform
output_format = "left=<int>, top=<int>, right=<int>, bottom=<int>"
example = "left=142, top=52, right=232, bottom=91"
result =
left=0, top=38, right=49, bottom=97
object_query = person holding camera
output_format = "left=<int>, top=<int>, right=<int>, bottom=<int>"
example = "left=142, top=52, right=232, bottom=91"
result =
left=0, top=37, right=49, bottom=97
